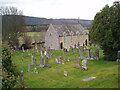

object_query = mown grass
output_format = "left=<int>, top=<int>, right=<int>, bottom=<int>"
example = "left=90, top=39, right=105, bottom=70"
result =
left=12, top=48, right=119, bottom=88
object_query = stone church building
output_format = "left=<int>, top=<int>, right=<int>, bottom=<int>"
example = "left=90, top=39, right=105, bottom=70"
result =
left=45, top=24, right=89, bottom=50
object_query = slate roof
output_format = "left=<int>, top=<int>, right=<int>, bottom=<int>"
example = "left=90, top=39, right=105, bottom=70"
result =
left=51, top=24, right=87, bottom=36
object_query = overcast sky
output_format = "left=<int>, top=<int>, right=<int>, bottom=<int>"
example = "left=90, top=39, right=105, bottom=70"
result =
left=0, top=0, right=117, bottom=20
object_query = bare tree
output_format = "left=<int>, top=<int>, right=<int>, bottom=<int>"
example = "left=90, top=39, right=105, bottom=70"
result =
left=1, top=6, right=25, bottom=48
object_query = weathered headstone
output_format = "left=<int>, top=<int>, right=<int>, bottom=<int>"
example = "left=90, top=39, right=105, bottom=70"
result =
left=83, top=77, right=96, bottom=81
left=116, top=50, right=120, bottom=62
left=79, top=46, right=84, bottom=59
left=67, top=58, right=70, bottom=62
left=34, top=68, right=38, bottom=74
left=55, top=58, right=59, bottom=63
left=20, top=70, right=24, bottom=88
left=75, top=56, right=80, bottom=68
left=40, top=56, right=44, bottom=68
left=64, top=71, right=68, bottom=76
left=22, top=47, right=25, bottom=52
left=86, top=49, right=91, bottom=59
left=28, top=64, right=30, bottom=72
left=31, top=54, right=37, bottom=66
left=82, top=58, right=88, bottom=70
left=58, top=56, right=62, bottom=64
left=70, top=46, right=74, bottom=54
left=94, top=49, right=99, bottom=60
left=44, top=56, right=51, bottom=68
left=63, top=51, right=67, bottom=60
left=54, top=49, right=56, bottom=56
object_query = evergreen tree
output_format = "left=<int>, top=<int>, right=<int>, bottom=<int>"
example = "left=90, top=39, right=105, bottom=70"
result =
left=89, top=1, right=120, bottom=61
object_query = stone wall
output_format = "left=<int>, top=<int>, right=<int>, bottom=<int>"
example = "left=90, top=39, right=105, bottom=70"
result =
left=45, top=25, right=60, bottom=50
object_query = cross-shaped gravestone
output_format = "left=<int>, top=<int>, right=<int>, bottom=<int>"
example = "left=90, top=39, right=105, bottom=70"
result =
left=75, top=56, right=80, bottom=68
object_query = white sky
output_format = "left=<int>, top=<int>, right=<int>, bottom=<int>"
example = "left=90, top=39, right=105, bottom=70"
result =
left=0, top=0, right=117, bottom=20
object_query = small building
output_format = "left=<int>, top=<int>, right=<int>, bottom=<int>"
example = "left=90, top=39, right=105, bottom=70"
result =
left=45, top=24, right=89, bottom=50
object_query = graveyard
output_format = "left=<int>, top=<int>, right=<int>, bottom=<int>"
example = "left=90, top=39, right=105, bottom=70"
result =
left=11, top=47, right=119, bottom=88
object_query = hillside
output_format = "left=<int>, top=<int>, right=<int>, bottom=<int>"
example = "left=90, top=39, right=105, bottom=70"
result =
left=24, top=16, right=93, bottom=27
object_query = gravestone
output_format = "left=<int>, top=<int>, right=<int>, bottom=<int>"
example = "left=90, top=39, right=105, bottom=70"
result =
left=22, top=47, right=25, bottom=52
left=79, top=46, right=84, bottom=59
left=55, top=58, right=59, bottom=63
left=20, top=70, right=24, bottom=88
left=31, top=54, right=37, bottom=66
left=40, top=56, right=44, bottom=68
left=86, top=49, right=91, bottom=59
left=44, top=56, right=51, bottom=68
left=34, top=68, right=38, bottom=74
left=90, top=52, right=95, bottom=60
left=82, top=58, right=88, bottom=70
left=70, top=46, right=74, bottom=54
left=54, top=49, right=56, bottom=56
left=83, top=77, right=96, bottom=81
left=22, top=57, right=24, bottom=62
left=58, top=56, right=62, bottom=64
left=75, top=56, right=80, bottom=68
left=28, top=64, right=30, bottom=72
left=94, top=49, right=99, bottom=60
left=116, top=50, right=120, bottom=62
left=64, top=71, right=68, bottom=76
left=63, top=51, right=67, bottom=60
left=67, top=58, right=70, bottom=62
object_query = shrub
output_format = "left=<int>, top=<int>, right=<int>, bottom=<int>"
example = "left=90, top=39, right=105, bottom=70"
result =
left=2, top=44, right=19, bottom=89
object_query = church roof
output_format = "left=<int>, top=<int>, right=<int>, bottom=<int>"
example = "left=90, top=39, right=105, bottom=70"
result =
left=51, top=24, right=87, bottom=36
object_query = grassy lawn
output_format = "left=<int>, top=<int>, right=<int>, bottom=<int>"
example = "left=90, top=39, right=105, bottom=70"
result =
left=12, top=48, right=119, bottom=88
left=27, top=32, right=46, bottom=41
